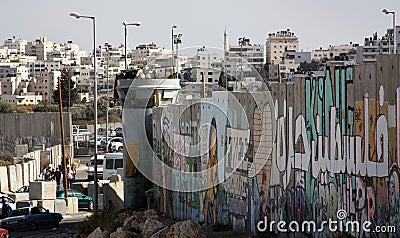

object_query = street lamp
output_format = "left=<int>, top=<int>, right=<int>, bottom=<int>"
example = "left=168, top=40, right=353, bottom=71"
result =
left=70, top=11, right=99, bottom=210
left=173, top=33, right=182, bottom=79
left=383, top=8, right=397, bottom=54
left=104, top=43, right=111, bottom=152
left=171, top=25, right=177, bottom=77
left=123, top=21, right=141, bottom=70
left=238, top=37, right=247, bottom=90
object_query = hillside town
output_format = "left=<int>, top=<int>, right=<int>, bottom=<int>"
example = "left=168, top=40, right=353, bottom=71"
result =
left=0, top=5, right=399, bottom=238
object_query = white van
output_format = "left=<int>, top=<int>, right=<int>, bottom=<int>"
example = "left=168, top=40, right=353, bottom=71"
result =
left=87, top=154, right=105, bottom=180
left=103, top=153, right=123, bottom=179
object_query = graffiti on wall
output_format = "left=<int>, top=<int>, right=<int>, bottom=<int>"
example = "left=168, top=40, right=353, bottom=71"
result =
left=152, top=58, right=400, bottom=236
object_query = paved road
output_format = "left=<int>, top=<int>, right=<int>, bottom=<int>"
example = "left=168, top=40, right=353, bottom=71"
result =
left=8, top=212, right=91, bottom=238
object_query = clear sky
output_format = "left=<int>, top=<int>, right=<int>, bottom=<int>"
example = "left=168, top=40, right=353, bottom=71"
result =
left=1, top=0, right=398, bottom=53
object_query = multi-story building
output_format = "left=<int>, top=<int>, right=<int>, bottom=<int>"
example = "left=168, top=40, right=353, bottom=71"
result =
left=4, top=37, right=27, bottom=55
left=25, top=37, right=54, bottom=61
left=226, top=38, right=264, bottom=69
left=130, top=43, right=165, bottom=67
left=28, top=71, right=61, bottom=103
left=28, top=60, right=60, bottom=77
left=266, top=29, right=299, bottom=64
left=283, top=51, right=311, bottom=64
left=188, top=46, right=221, bottom=83
left=0, top=64, right=30, bottom=80
left=359, top=27, right=400, bottom=63
left=312, top=44, right=358, bottom=61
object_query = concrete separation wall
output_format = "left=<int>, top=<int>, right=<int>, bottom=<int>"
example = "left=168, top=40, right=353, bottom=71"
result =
left=15, top=164, right=23, bottom=190
left=0, top=144, right=64, bottom=194
left=146, top=55, right=400, bottom=236
left=7, top=165, right=16, bottom=192
left=0, top=166, right=8, bottom=192
left=0, top=112, right=72, bottom=154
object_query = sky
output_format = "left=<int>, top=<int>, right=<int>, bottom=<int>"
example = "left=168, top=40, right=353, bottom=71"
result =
left=1, top=0, right=398, bottom=54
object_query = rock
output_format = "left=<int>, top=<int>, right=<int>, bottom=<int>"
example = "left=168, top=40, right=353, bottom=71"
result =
left=167, top=220, right=206, bottom=238
left=87, top=227, right=107, bottom=238
left=150, top=226, right=169, bottom=238
left=110, top=227, right=138, bottom=238
left=141, top=218, right=167, bottom=238
left=132, top=211, right=146, bottom=223
left=144, top=209, right=159, bottom=220
left=123, top=216, right=136, bottom=228
left=131, top=220, right=142, bottom=233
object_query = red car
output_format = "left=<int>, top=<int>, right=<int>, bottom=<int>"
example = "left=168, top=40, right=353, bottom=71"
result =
left=0, top=228, right=8, bottom=238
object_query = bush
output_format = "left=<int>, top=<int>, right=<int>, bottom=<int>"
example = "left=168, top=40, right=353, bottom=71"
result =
left=33, top=105, right=59, bottom=112
left=76, top=210, right=124, bottom=237
left=0, top=101, right=13, bottom=113
left=0, top=152, right=13, bottom=161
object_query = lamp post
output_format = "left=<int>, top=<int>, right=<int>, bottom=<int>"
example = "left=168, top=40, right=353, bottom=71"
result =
left=123, top=21, right=141, bottom=70
left=104, top=43, right=111, bottom=150
left=173, top=33, right=182, bottom=79
left=238, top=37, right=246, bottom=90
left=383, top=8, right=397, bottom=54
left=70, top=11, right=99, bottom=210
left=171, top=25, right=177, bottom=77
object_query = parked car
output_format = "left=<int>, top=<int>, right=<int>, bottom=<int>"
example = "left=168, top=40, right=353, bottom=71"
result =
left=107, top=137, right=124, bottom=152
left=97, top=137, right=107, bottom=148
left=98, top=128, right=114, bottom=136
left=115, top=127, right=123, bottom=137
left=87, top=154, right=105, bottom=180
left=0, top=206, right=62, bottom=231
left=56, top=190, right=93, bottom=211
left=0, top=197, right=15, bottom=218
left=15, top=185, right=29, bottom=193
left=0, top=228, right=8, bottom=238
left=103, top=153, right=123, bottom=179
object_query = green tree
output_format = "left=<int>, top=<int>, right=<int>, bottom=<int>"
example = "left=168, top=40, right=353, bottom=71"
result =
left=53, top=69, right=78, bottom=108
left=0, top=101, right=13, bottom=113
left=258, top=63, right=271, bottom=91
left=218, top=68, right=227, bottom=89
left=298, top=60, right=320, bottom=72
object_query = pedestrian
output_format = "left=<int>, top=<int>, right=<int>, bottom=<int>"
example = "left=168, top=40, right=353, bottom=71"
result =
left=72, top=164, right=77, bottom=182
left=67, top=167, right=74, bottom=188
left=50, top=168, right=56, bottom=181
left=45, top=168, right=51, bottom=181
left=54, top=168, right=62, bottom=190
left=40, top=166, right=46, bottom=181
left=1, top=197, right=8, bottom=219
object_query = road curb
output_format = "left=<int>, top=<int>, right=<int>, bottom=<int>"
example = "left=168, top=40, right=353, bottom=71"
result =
left=63, top=212, right=92, bottom=219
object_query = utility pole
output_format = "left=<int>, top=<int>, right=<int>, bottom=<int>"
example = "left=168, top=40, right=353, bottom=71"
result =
left=58, top=77, right=68, bottom=200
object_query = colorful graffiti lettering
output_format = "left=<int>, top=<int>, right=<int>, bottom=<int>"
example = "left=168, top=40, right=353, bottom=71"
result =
left=151, top=57, right=400, bottom=236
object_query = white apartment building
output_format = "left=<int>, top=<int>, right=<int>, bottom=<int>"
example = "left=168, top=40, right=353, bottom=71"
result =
left=28, top=71, right=61, bottom=103
left=0, top=47, right=8, bottom=59
left=4, top=37, right=27, bottom=55
left=0, top=64, right=30, bottom=80
left=2, top=93, right=42, bottom=105
left=28, top=60, right=60, bottom=76
left=359, top=27, right=400, bottom=63
left=130, top=43, right=165, bottom=66
left=266, top=29, right=299, bottom=64
left=312, top=44, right=357, bottom=61
left=226, top=38, right=264, bottom=69
left=189, top=46, right=220, bottom=82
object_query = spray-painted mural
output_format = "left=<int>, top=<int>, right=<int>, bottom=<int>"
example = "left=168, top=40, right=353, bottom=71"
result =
left=151, top=55, right=400, bottom=236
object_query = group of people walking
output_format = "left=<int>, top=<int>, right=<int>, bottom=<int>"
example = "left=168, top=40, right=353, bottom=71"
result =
left=40, top=164, right=77, bottom=190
